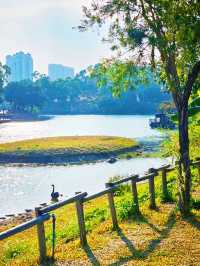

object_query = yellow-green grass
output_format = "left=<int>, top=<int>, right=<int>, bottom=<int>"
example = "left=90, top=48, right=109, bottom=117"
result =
left=0, top=136, right=138, bottom=154
left=0, top=168, right=200, bottom=266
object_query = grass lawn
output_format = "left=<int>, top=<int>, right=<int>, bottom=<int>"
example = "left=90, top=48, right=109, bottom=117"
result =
left=0, top=136, right=138, bottom=155
left=0, top=167, right=200, bottom=265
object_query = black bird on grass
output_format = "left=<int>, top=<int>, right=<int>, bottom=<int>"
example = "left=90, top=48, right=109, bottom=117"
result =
left=51, top=184, right=59, bottom=201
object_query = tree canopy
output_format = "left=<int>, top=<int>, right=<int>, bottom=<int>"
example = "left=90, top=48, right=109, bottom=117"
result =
left=81, top=0, right=200, bottom=214
left=3, top=71, right=169, bottom=115
left=81, top=1, right=200, bottom=99
left=5, top=80, right=45, bottom=113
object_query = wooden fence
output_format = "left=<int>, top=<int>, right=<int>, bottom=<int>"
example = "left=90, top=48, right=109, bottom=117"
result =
left=0, top=159, right=200, bottom=263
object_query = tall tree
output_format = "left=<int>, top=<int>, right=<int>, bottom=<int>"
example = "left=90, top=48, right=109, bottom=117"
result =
left=0, top=62, right=10, bottom=103
left=5, top=81, right=45, bottom=113
left=81, top=0, right=200, bottom=214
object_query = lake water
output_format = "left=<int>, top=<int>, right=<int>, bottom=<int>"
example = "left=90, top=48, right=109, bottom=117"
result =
left=0, top=115, right=162, bottom=143
left=0, top=115, right=168, bottom=216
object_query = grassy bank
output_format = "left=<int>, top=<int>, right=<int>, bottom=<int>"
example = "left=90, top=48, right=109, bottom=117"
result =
left=0, top=167, right=200, bottom=265
left=0, top=136, right=137, bottom=154
left=0, top=136, right=139, bottom=164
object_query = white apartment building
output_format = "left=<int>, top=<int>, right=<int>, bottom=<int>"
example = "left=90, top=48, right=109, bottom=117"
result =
left=6, top=52, right=33, bottom=82
left=48, top=64, right=74, bottom=81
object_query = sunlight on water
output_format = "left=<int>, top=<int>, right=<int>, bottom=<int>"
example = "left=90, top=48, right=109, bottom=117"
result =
left=0, top=115, right=162, bottom=143
left=0, top=158, right=169, bottom=216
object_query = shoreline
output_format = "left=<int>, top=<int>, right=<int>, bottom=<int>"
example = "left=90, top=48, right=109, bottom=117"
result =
left=0, top=114, right=52, bottom=124
left=0, top=146, right=140, bottom=165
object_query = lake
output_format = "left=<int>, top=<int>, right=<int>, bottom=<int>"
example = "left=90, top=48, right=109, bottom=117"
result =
left=0, top=115, right=167, bottom=216
left=0, top=115, right=162, bottom=143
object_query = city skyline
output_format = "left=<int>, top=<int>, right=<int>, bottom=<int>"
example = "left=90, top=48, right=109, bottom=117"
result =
left=6, top=50, right=76, bottom=76
left=5, top=51, right=76, bottom=81
left=0, top=0, right=111, bottom=75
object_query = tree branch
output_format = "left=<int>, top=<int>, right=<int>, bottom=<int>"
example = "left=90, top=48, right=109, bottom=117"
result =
left=184, top=61, right=200, bottom=101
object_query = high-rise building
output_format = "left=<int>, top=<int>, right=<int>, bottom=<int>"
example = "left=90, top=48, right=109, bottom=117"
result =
left=6, top=52, right=33, bottom=82
left=48, top=64, right=74, bottom=81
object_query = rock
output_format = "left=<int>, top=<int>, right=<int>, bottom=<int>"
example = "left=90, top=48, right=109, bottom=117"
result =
left=107, top=157, right=117, bottom=164
left=25, top=209, right=32, bottom=213
left=0, top=217, right=6, bottom=220
left=5, top=214, right=15, bottom=217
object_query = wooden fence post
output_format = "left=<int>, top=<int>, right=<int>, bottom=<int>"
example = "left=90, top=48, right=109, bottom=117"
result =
left=35, top=207, right=47, bottom=263
left=148, top=172, right=156, bottom=209
left=131, top=179, right=140, bottom=214
left=105, top=183, right=118, bottom=230
left=161, top=169, right=168, bottom=201
left=75, top=192, right=87, bottom=246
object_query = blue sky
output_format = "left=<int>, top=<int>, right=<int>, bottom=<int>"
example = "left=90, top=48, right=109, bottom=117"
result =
left=0, top=0, right=111, bottom=74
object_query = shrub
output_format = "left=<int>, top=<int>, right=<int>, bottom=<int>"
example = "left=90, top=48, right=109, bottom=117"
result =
left=4, top=242, right=29, bottom=260
left=116, top=196, right=138, bottom=221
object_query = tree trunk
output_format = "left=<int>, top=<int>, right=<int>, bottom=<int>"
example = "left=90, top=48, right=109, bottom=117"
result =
left=177, top=101, right=191, bottom=215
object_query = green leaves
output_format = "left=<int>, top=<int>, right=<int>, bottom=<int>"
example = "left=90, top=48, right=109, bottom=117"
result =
left=127, top=28, right=146, bottom=45
left=170, top=96, right=200, bottom=122
left=188, top=96, right=200, bottom=117
left=190, top=96, right=200, bottom=108
left=90, top=61, right=150, bottom=97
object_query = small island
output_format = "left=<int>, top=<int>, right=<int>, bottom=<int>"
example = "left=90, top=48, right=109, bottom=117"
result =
left=0, top=136, right=139, bottom=164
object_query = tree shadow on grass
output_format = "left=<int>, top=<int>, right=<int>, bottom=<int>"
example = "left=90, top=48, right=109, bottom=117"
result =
left=45, top=245, right=101, bottom=266
left=83, top=243, right=101, bottom=266
left=183, top=213, right=200, bottom=230
left=109, top=210, right=176, bottom=265
left=135, top=213, right=162, bottom=234
left=40, top=258, right=56, bottom=266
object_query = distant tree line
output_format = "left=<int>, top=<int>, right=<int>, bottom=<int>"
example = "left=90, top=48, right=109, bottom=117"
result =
left=1, top=69, right=170, bottom=115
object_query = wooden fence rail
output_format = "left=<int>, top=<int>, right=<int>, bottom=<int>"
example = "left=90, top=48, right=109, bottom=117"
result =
left=0, top=159, right=200, bottom=263
left=39, top=192, right=88, bottom=214
left=0, top=214, right=50, bottom=241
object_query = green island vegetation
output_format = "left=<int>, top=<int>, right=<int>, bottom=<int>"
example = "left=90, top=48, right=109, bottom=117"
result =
left=0, top=136, right=137, bottom=154
left=0, top=136, right=139, bottom=164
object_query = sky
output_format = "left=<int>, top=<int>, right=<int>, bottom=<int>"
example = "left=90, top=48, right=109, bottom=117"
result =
left=0, top=0, right=111, bottom=74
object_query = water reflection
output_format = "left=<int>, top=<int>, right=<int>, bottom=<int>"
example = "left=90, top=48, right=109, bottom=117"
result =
left=0, top=158, right=169, bottom=216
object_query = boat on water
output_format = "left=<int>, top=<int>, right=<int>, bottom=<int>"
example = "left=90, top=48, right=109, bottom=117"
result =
left=149, top=113, right=176, bottom=129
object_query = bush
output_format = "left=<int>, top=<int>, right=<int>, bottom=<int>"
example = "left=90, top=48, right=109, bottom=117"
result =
left=108, top=175, right=131, bottom=196
left=85, top=207, right=108, bottom=230
left=4, top=242, right=29, bottom=260
left=116, top=196, right=138, bottom=221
